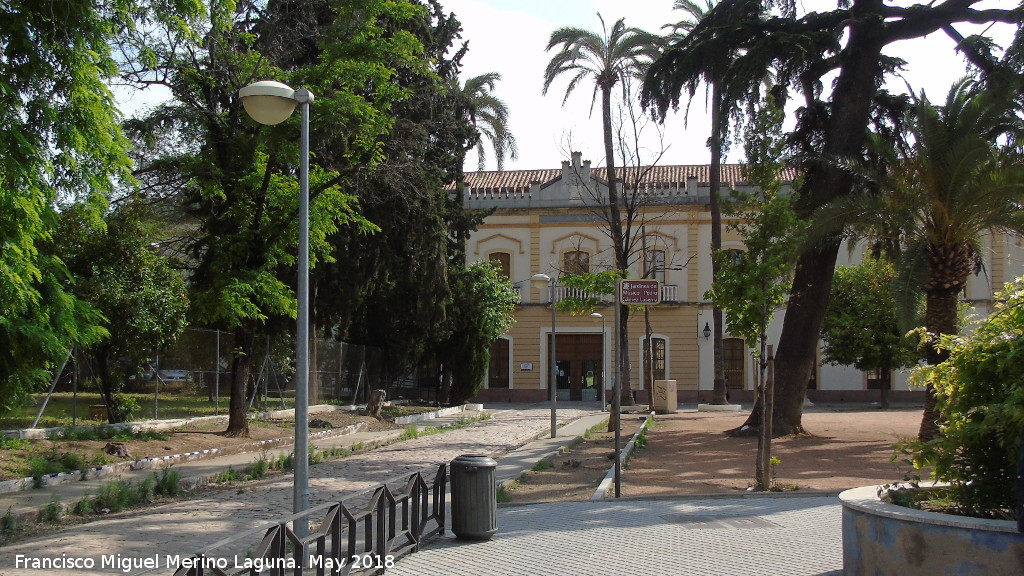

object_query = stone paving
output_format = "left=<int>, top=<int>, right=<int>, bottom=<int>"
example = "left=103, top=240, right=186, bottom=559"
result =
left=392, top=496, right=843, bottom=576
left=0, top=406, right=592, bottom=576
left=0, top=405, right=847, bottom=576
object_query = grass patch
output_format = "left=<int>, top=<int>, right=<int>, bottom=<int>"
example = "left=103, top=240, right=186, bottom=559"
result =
left=72, top=478, right=154, bottom=515
left=27, top=450, right=89, bottom=487
left=0, top=437, right=28, bottom=450
left=211, top=467, right=242, bottom=484
left=46, top=425, right=168, bottom=442
left=532, top=459, right=553, bottom=472
left=380, top=405, right=440, bottom=418
left=0, top=392, right=298, bottom=429
left=583, top=419, right=610, bottom=440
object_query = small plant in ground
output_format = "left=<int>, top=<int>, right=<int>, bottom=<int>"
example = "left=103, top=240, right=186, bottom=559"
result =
left=583, top=419, right=609, bottom=440
left=399, top=424, right=420, bottom=441
left=73, top=495, right=95, bottom=516
left=272, top=452, right=293, bottom=471
left=0, top=437, right=28, bottom=450
left=2, top=507, right=18, bottom=533
left=40, top=495, right=62, bottom=523
left=153, top=467, right=181, bottom=497
left=769, top=456, right=782, bottom=489
left=532, top=459, right=552, bottom=472
left=496, top=484, right=513, bottom=503
left=247, top=453, right=270, bottom=480
left=89, top=478, right=151, bottom=513
left=212, top=467, right=241, bottom=484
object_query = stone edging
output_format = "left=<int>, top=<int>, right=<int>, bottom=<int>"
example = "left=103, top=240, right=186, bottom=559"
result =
left=0, top=404, right=478, bottom=496
left=392, top=405, right=479, bottom=425
left=591, top=412, right=654, bottom=500
left=0, top=421, right=367, bottom=496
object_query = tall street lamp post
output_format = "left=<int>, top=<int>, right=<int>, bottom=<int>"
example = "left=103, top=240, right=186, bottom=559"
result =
left=239, top=80, right=314, bottom=532
left=531, top=273, right=557, bottom=438
left=590, top=312, right=605, bottom=408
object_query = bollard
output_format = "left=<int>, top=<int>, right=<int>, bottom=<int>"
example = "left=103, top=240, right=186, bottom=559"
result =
left=450, top=454, right=498, bottom=540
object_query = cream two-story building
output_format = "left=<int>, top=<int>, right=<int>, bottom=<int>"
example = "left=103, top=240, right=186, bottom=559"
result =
left=460, top=152, right=1024, bottom=404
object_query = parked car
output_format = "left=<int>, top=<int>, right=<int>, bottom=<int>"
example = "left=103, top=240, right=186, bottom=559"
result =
left=158, top=370, right=193, bottom=383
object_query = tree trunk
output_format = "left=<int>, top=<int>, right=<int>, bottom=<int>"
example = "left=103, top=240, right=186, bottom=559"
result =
left=94, top=349, right=126, bottom=424
left=732, top=8, right=887, bottom=436
left=364, top=389, right=386, bottom=419
left=731, top=241, right=841, bottom=436
left=880, top=367, right=891, bottom=410
left=709, top=81, right=729, bottom=405
left=600, top=83, right=634, bottom=405
left=226, top=322, right=256, bottom=437
left=919, top=286, right=960, bottom=441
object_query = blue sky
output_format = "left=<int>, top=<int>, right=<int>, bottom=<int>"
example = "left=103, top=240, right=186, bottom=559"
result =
left=442, top=0, right=1016, bottom=171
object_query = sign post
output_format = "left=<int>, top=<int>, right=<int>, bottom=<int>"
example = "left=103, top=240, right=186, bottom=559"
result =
left=613, top=278, right=662, bottom=497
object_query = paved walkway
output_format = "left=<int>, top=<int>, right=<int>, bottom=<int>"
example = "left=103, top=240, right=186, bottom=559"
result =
left=393, top=495, right=843, bottom=576
left=0, top=403, right=845, bottom=575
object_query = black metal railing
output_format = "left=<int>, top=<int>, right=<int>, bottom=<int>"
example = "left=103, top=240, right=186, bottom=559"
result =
left=171, top=464, right=447, bottom=576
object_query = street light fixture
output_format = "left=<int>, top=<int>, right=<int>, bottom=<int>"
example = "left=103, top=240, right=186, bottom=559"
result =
left=590, top=312, right=605, bottom=408
left=239, top=80, right=314, bottom=531
left=531, top=273, right=557, bottom=438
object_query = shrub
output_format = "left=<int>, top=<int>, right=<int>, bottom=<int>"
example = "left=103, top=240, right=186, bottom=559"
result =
left=40, top=496, right=62, bottom=523
left=154, top=468, right=181, bottom=497
left=907, top=279, right=1024, bottom=518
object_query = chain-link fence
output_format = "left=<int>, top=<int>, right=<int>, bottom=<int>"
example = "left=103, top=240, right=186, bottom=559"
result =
left=53, top=328, right=389, bottom=410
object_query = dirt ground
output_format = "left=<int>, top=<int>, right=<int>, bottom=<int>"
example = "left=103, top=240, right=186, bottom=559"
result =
left=0, top=411, right=399, bottom=482
left=502, top=406, right=924, bottom=503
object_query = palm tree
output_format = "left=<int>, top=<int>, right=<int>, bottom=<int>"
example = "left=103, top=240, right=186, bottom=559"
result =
left=813, top=78, right=1024, bottom=441
left=460, top=72, right=518, bottom=170
left=650, top=0, right=732, bottom=406
left=542, top=13, right=660, bottom=406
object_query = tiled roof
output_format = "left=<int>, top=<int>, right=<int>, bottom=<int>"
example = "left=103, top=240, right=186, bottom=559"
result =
left=460, top=163, right=798, bottom=193
left=462, top=169, right=561, bottom=192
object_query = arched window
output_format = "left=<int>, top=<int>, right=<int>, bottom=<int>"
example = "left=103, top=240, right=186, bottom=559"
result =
left=563, top=250, right=590, bottom=275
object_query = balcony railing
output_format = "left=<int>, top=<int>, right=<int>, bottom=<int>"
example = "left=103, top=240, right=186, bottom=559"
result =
left=530, top=284, right=679, bottom=304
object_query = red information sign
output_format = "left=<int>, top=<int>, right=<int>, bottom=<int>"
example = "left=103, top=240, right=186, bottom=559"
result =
left=618, top=279, right=662, bottom=305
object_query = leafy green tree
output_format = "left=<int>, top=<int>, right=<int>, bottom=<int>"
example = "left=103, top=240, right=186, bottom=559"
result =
left=122, top=0, right=425, bottom=435
left=460, top=72, right=518, bottom=170
left=706, top=100, right=802, bottom=487
left=54, top=202, right=189, bottom=422
left=638, top=0, right=1022, bottom=435
left=0, top=0, right=134, bottom=412
left=813, top=79, right=1024, bottom=440
left=543, top=13, right=661, bottom=404
left=433, top=260, right=518, bottom=405
left=323, top=2, right=484, bottom=390
left=907, top=278, right=1024, bottom=518
left=821, top=259, right=921, bottom=409
left=706, top=101, right=803, bottom=371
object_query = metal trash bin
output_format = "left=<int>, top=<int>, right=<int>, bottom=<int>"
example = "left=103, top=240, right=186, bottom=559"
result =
left=450, top=454, right=498, bottom=540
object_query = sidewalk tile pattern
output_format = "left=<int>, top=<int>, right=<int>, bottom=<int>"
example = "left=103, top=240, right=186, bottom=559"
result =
left=389, top=497, right=843, bottom=576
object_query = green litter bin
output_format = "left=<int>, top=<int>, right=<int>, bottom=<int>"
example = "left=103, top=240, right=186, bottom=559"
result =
left=450, top=454, right=498, bottom=540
